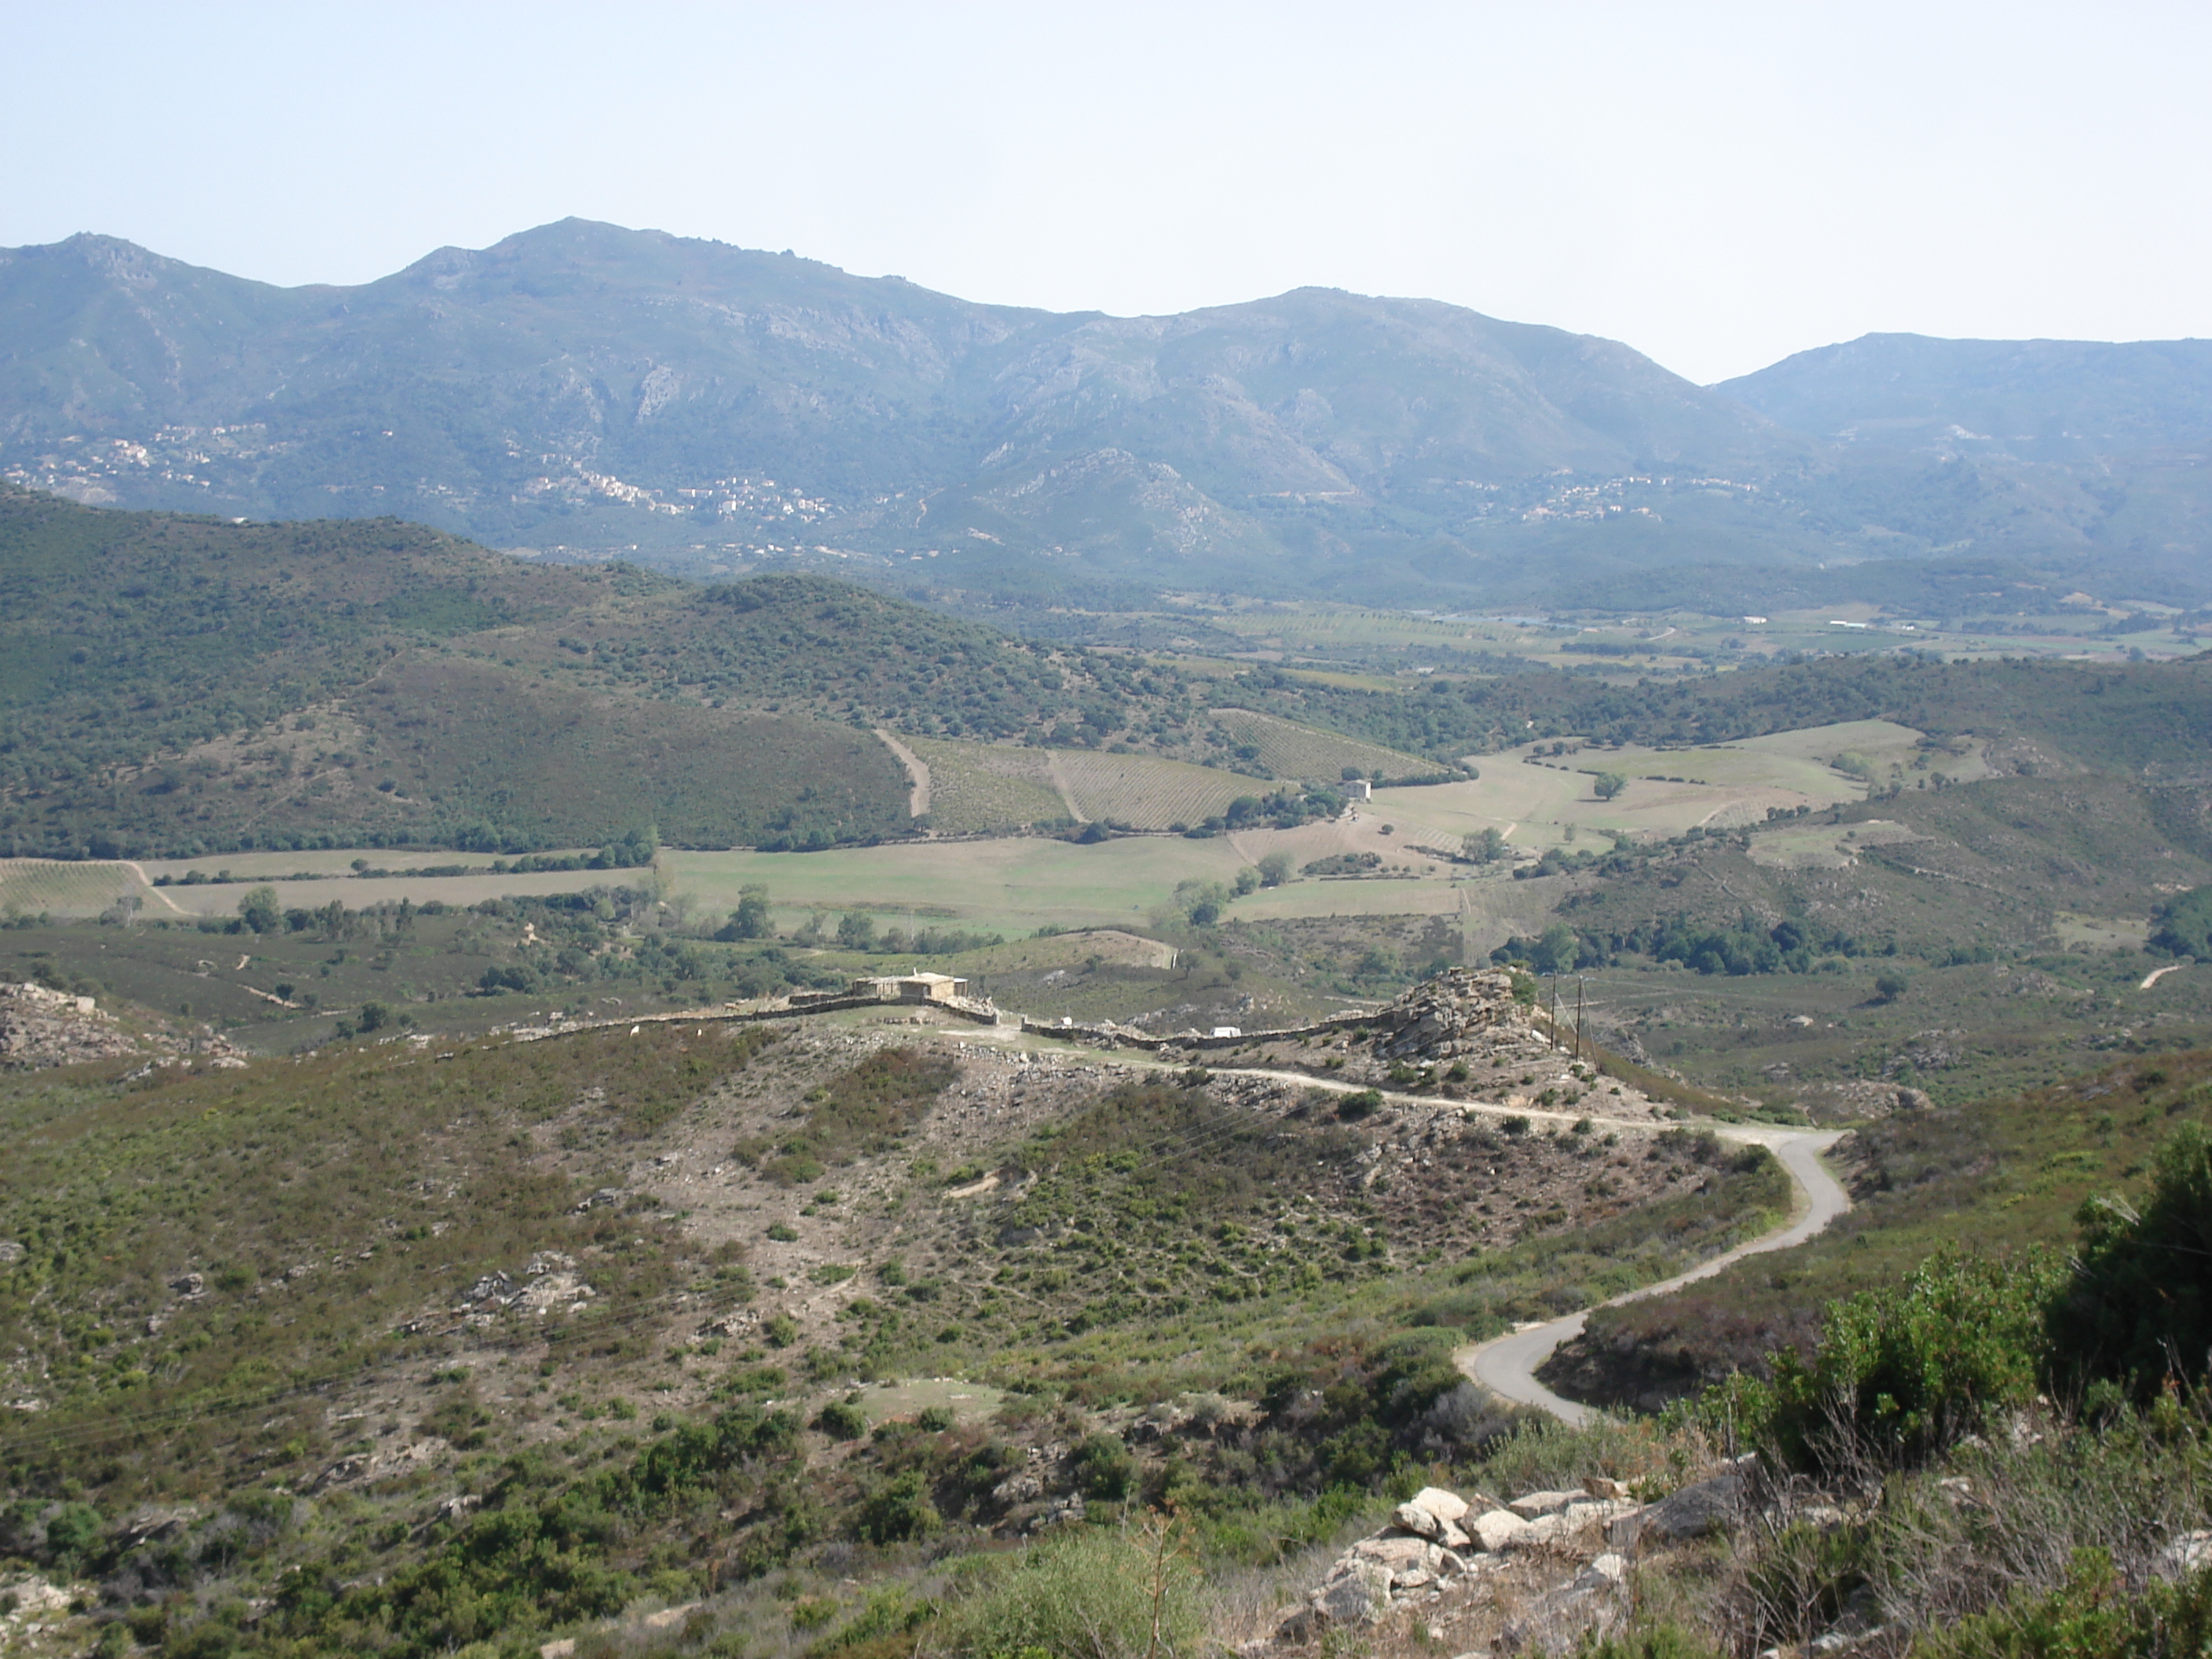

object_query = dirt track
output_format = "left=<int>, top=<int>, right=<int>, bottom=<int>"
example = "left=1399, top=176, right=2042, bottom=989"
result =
left=1453, top=1126, right=1851, bottom=1425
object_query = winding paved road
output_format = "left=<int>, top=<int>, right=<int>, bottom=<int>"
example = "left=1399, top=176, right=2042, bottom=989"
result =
left=1456, top=1126, right=1851, bottom=1425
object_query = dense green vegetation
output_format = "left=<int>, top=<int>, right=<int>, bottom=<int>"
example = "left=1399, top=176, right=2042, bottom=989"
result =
left=1224, top=650, right=2212, bottom=779
left=0, top=493, right=1225, bottom=858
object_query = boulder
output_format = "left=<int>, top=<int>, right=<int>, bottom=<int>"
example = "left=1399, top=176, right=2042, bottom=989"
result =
left=1408, top=1485, right=1470, bottom=1523
left=1467, top=1508, right=1534, bottom=1552
left=1576, top=1552, right=1628, bottom=1590
left=1313, top=1559, right=1393, bottom=1624
left=1393, top=1501, right=1443, bottom=1539
left=1350, top=1535, right=1430, bottom=1575
left=1613, top=1468, right=1746, bottom=1546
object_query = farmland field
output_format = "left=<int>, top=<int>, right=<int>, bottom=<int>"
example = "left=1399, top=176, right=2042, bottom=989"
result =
left=903, top=738, right=1070, bottom=833
left=1045, top=749, right=1270, bottom=828
left=1205, top=706, right=1435, bottom=782
left=0, top=859, right=152, bottom=918
left=1367, top=721, right=1948, bottom=854
left=659, top=837, right=1262, bottom=936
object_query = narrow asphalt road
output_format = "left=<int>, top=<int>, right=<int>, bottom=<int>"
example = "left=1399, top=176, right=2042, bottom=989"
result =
left=1456, top=1126, right=1851, bottom=1426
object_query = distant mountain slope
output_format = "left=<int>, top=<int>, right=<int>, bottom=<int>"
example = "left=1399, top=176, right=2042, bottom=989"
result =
left=4, top=223, right=2208, bottom=602
left=1717, top=333, right=2212, bottom=459
left=0, top=221, right=1817, bottom=600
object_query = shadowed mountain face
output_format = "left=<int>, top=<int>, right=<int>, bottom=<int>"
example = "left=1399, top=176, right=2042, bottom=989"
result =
left=2, top=222, right=2208, bottom=603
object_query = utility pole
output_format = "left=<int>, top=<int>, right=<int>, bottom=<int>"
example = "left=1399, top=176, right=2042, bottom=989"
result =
left=1547, top=974, right=1559, bottom=1050
left=1576, top=976, right=1587, bottom=1064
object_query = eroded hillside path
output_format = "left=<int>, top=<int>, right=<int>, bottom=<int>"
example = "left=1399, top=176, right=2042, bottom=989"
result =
left=873, top=729, right=932, bottom=818
left=1116, top=1057, right=1851, bottom=1428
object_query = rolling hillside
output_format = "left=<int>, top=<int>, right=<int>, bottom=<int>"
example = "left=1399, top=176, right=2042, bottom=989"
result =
left=0, top=489, right=1448, bottom=859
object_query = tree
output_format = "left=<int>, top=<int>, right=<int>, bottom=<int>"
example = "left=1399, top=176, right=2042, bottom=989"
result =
left=237, top=884, right=280, bottom=934
left=1528, top=923, right=1583, bottom=974
left=1592, top=771, right=1629, bottom=801
left=720, top=884, right=771, bottom=940
left=1174, top=880, right=1233, bottom=927
left=1463, top=827, right=1509, bottom=864
left=2150, top=884, right=2212, bottom=958
left=1873, top=970, right=1910, bottom=1003
left=1257, top=851, right=1294, bottom=887
left=1232, top=866, right=1260, bottom=896
left=836, top=911, right=875, bottom=950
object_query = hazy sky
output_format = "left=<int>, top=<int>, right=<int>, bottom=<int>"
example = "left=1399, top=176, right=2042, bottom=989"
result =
left=6, top=2, right=2208, bottom=383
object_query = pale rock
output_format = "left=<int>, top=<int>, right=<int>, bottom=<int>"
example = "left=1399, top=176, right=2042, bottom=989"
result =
left=2160, top=1530, right=2212, bottom=1577
left=1467, top=1508, right=1533, bottom=1552
left=1577, top=1552, right=1628, bottom=1589
left=1393, top=1501, right=1443, bottom=1539
left=1583, top=1475, right=1630, bottom=1500
left=1507, top=1488, right=1586, bottom=1519
left=1409, top=1485, right=1470, bottom=1523
left=1350, top=1535, right=1430, bottom=1574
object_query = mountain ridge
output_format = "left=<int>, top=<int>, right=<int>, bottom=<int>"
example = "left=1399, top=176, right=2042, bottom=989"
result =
left=4, top=221, right=2209, bottom=602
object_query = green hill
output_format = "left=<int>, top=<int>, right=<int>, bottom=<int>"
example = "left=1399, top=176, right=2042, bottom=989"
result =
left=0, top=490, right=1405, bottom=858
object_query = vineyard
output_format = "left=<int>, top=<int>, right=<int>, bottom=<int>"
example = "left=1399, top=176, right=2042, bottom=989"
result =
left=904, top=738, right=1071, bottom=835
left=1207, top=706, right=1437, bottom=782
left=0, top=859, right=151, bottom=918
left=1048, top=750, right=1270, bottom=829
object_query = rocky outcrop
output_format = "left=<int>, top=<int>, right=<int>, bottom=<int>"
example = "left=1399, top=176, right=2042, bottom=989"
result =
left=0, top=982, right=140, bottom=1069
left=1286, top=1479, right=1646, bottom=1637
left=1364, top=968, right=1537, bottom=1063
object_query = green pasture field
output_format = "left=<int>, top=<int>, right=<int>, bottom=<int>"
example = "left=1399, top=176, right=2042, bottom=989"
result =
left=1745, top=818, right=1925, bottom=870
left=1047, top=748, right=1270, bottom=828
left=134, top=848, right=595, bottom=881
left=659, top=837, right=1258, bottom=936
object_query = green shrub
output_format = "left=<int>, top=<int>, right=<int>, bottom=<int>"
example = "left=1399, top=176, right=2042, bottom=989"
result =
left=1337, top=1089, right=1384, bottom=1120
left=1917, top=1549, right=2212, bottom=1658
left=2049, top=1124, right=2212, bottom=1398
left=947, top=1525, right=1206, bottom=1659
left=1071, top=1432, right=1136, bottom=1500
left=856, top=1470, right=941, bottom=1544
left=1756, top=1247, right=2063, bottom=1471
left=1574, top=1629, right=1723, bottom=1659
left=814, top=1400, right=869, bottom=1440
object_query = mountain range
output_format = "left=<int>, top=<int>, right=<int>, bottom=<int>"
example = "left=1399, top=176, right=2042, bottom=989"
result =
left=3, top=219, right=2207, bottom=605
